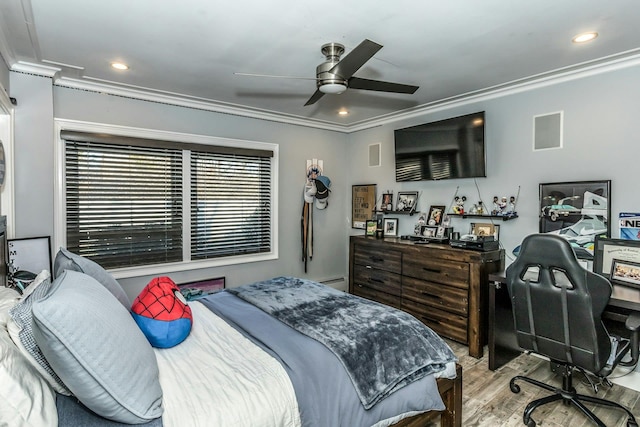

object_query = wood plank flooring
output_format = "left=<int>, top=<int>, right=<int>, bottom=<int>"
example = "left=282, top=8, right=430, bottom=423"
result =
left=426, top=341, right=640, bottom=426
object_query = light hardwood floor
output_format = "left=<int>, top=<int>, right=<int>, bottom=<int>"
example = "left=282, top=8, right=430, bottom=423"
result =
left=428, top=341, right=640, bottom=426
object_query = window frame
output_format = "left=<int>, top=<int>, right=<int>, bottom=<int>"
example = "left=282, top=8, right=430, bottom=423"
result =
left=54, top=119, right=279, bottom=279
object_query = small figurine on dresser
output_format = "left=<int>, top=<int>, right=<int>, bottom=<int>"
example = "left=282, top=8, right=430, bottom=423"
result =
left=414, top=213, right=427, bottom=235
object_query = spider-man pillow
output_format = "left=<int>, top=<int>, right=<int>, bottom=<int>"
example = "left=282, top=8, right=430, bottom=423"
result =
left=131, top=277, right=193, bottom=348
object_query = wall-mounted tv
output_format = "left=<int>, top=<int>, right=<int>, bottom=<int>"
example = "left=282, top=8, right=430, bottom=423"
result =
left=394, top=111, right=486, bottom=181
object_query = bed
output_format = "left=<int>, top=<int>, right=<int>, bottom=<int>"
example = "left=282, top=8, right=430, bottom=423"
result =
left=0, top=251, right=462, bottom=427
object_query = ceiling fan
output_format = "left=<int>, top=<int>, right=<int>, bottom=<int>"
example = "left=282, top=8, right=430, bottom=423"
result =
left=235, top=39, right=419, bottom=106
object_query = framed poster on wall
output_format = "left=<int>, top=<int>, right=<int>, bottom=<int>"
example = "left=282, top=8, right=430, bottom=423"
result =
left=539, top=180, right=610, bottom=259
left=352, top=184, right=376, bottom=229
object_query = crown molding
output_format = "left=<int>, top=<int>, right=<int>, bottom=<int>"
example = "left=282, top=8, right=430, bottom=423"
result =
left=11, top=49, right=640, bottom=134
left=53, top=76, right=347, bottom=133
left=347, top=49, right=640, bottom=133
left=12, top=61, right=60, bottom=77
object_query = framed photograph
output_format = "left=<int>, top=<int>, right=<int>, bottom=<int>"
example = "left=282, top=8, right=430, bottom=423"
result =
left=593, top=236, right=640, bottom=279
left=427, top=205, right=446, bottom=226
left=539, top=180, right=610, bottom=258
left=420, top=225, right=438, bottom=238
left=352, top=184, right=377, bottom=229
left=436, top=226, right=447, bottom=238
left=178, top=277, right=225, bottom=300
left=470, top=222, right=500, bottom=240
left=396, top=191, right=418, bottom=213
left=383, top=218, right=399, bottom=237
left=365, top=220, right=377, bottom=236
left=381, top=192, right=394, bottom=212
left=8, top=236, right=52, bottom=275
left=610, top=259, right=640, bottom=289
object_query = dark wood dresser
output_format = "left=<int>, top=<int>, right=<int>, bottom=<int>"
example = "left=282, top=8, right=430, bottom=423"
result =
left=349, top=235, right=504, bottom=358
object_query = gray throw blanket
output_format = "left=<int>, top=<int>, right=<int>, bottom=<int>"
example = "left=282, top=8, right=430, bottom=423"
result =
left=228, top=276, right=457, bottom=409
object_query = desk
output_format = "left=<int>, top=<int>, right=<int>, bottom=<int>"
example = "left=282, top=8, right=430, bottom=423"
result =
left=488, top=272, right=640, bottom=371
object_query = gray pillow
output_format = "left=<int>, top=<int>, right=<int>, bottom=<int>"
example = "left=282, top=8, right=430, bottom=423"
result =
left=53, top=247, right=131, bottom=308
left=32, top=270, right=163, bottom=424
left=7, top=271, right=71, bottom=395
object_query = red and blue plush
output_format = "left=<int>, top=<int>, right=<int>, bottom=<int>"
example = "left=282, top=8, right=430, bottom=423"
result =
left=131, top=277, right=193, bottom=348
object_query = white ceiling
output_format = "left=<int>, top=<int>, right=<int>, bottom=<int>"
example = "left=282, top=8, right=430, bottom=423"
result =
left=1, top=0, right=640, bottom=130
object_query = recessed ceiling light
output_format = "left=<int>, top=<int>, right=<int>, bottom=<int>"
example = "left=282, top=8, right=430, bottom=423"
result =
left=111, top=62, right=129, bottom=70
left=338, top=110, right=348, bottom=116
left=572, top=32, right=598, bottom=44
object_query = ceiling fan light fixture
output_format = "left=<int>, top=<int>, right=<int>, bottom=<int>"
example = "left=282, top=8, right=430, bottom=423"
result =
left=319, top=83, right=347, bottom=94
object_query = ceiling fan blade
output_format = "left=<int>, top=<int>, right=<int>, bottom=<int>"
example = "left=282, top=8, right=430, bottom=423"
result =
left=234, top=72, right=317, bottom=80
left=304, top=89, right=325, bottom=106
left=329, top=39, right=382, bottom=79
left=348, top=77, right=419, bottom=94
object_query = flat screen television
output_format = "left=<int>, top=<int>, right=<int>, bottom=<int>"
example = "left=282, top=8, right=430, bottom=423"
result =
left=394, top=111, right=486, bottom=181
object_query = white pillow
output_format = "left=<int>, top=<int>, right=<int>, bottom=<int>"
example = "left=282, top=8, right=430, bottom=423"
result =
left=0, top=309, right=58, bottom=427
left=32, top=270, right=163, bottom=424
left=0, top=286, right=20, bottom=328
left=7, top=270, right=71, bottom=395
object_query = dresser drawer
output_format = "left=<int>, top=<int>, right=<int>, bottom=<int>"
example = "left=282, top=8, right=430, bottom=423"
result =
left=352, top=285, right=402, bottom=309
left=353, top=244, right=402, bottom=274
left=402, top=299, right=468, bottom=343
left=353, top=264, right=402, bottom=296
left=402, top=253, right=469, bottom=289
left=402, top=276, right=468, bottom=315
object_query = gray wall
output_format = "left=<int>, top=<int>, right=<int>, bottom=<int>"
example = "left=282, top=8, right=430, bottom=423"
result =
left=345, top=63, right=640, bottom=266
left=8, top=61, right=640, bottom=297
left=9, top=73, right=349, bottom=297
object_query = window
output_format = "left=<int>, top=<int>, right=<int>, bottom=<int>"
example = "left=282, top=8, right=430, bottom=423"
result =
left=65, top=140, right=183, bottom=269
left=191, top=151, right=271, bottom=260
left=56, top=121, right=277, bottom=276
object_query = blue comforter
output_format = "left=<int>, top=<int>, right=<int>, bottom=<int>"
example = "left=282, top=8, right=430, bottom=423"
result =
left=227, top=276, right=457, bottom=409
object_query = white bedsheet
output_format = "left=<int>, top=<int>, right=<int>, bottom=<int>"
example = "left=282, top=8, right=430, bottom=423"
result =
left=154, top=302, right=301, bottom=427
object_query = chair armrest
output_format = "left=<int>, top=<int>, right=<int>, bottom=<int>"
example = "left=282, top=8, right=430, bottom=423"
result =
left=620, top=312, right=640, bottom=367
left=626, top=312, right=640, bottom=332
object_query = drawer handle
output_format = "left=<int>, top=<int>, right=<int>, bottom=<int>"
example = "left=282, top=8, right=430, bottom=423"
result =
left=370, top=277, right=384, bottom=284
left=369, top=256, right=384, bottom=263
left=420, top=291, right=441, bottom=299
left=422, top=267, right=441, bottom=274
left=365, top=265, right=373, bottom=269
left=421, top=315, right=440, bottom=324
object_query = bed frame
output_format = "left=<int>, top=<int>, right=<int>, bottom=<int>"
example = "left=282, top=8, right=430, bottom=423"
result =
left=394, top=363, right=462, bottom=427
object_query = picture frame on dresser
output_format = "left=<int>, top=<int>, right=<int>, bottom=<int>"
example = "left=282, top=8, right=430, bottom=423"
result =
left=427, top=205, right=445, bottom=226
left=365, top=220, right=377, bottom=236
left=352, top=184, right=377, bottom=229
left=383, top=218, right=398, bottom=237
left=420, top=225, right=438, bottom=238
left=470, top=222, right=500, bottom=241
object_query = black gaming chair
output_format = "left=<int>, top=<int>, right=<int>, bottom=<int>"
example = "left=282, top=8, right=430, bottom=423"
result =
left=506, top=233, right=640, bottom=427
